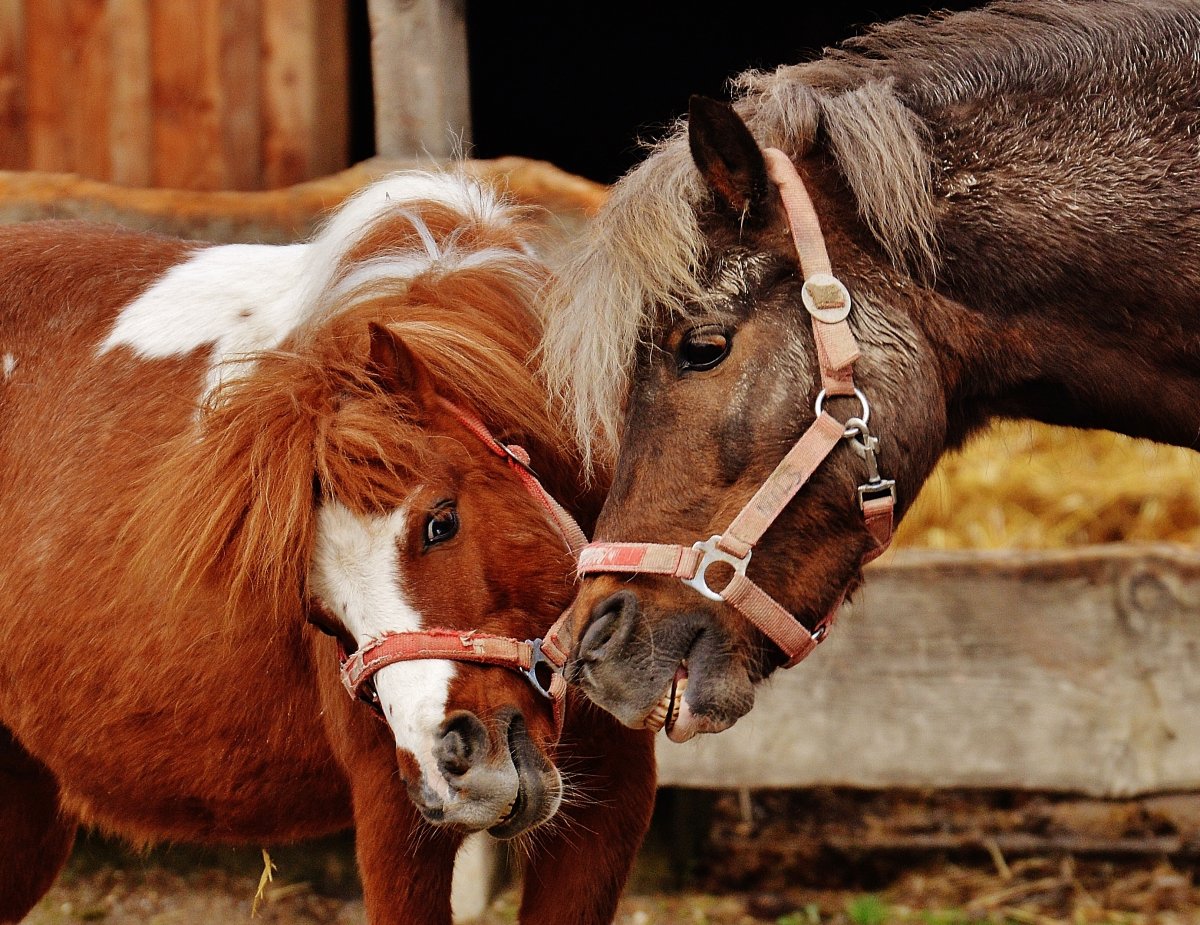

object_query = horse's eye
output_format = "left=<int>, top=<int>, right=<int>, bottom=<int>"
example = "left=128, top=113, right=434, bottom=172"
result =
left=678, top=326, right=731, bottom=372
left=424, top=505, right=459, bottom=549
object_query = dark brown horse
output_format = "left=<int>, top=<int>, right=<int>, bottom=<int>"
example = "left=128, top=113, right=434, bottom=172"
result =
left=541, top=0, right=1200, bottom=739
left=0, top=171, right=654, bottom=924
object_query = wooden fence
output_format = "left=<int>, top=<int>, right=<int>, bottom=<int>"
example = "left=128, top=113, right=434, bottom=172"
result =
left=656, top=544, right=1200, bottom=797
left=0, top=0, right=348, bottom=190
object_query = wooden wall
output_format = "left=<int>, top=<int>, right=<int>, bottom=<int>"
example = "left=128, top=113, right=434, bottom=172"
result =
left=657, top=545, right=1200, bottom=797
left=0, top=0, right=348, bottom=191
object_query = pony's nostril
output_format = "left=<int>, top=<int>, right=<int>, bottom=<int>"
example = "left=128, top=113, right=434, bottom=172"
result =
left=577, top=590, right=639, bottom=663
left=436, top=710, right=488, bottom=780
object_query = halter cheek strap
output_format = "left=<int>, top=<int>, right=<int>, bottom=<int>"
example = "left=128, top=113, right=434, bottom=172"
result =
left=560, top=147, right=898, bottom=669
left=329, top=400, right=579, bottom=739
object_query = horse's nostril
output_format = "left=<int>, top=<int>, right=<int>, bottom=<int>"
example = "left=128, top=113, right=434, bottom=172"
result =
left=436, top=710, right=488, bottom=780
left=577, top=590, right=639, bottom=664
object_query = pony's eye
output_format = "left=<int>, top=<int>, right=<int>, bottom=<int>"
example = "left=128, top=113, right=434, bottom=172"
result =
left=678, top=326, right=731, bottom=372
left=424, top=505, right=459, bottom=549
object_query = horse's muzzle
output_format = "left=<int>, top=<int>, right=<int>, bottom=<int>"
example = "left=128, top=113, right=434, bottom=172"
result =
left=567, top=581, right=759, bottom=738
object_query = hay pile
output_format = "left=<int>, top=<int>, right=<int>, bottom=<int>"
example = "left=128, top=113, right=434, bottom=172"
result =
left=894, top=422, right=1200, bottom=549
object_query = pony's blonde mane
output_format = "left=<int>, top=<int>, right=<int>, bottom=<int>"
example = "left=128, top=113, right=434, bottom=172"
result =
left=126, top=175, right=571, bottom=624
left=540, top=0, right=1193, bottom=470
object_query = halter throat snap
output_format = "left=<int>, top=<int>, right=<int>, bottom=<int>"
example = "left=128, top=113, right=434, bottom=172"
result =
left=568, top=147, right=898, bottom=669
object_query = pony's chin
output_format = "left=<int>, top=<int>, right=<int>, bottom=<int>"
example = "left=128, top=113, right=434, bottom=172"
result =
left=487, top=767, right=562, bottom=839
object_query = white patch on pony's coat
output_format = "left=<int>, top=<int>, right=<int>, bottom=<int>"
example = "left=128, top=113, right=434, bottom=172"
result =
left=97, top=171, right=516, bottom=399
left=98, top=243, right=311, bottom=394
left=309, top=500, right=454, bottom=799
left=1, top=353, right=15, bottom=380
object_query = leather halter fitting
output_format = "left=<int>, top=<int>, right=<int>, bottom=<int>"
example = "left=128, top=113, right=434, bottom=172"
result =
left=327, top=398, right=582, bottom=734
left=551, top=148, right=898, bottom=670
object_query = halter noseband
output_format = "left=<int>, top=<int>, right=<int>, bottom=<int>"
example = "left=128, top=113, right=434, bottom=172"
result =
left=550, top=148, right=897, bottom=669
left=327, top=398, right=582, bottom=734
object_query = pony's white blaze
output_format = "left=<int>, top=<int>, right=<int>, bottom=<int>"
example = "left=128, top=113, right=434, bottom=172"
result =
left=310, top=500, right=455, bottom=798
left=1, top=353, right=15, bottom=380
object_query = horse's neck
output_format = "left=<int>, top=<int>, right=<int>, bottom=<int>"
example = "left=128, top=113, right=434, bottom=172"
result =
left=916, top=69, right=1200, bottom=450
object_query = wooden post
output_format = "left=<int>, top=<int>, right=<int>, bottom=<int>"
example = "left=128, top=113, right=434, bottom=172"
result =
left=367, top=0, right=470, bottom=160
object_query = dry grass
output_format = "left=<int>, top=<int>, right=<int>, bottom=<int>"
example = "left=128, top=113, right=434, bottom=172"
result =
left=894, top=422, right=1200, bottom=549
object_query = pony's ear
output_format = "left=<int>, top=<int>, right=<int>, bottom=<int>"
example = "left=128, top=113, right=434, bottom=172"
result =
left=367, top=322, right=429, bottom=400
left=688, top=95, right=770, bottom=220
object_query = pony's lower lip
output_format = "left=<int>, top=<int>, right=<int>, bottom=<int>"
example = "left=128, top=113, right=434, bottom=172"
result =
left=495, top=789, right=523, bottom=827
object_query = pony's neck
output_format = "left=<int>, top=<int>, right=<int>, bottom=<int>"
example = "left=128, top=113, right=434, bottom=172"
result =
left=910, top=70, right=1200, bottom=451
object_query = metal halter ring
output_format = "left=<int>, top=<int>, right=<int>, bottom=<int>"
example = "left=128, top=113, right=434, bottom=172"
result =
left=814, top=387, right=871, bottom=438
left=682, top=535, right=752, bottom=602
left=522, top=638, right=558, bottom=698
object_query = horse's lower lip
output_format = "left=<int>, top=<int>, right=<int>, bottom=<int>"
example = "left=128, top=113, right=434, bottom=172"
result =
left=666, top=694, right=700, bottom=743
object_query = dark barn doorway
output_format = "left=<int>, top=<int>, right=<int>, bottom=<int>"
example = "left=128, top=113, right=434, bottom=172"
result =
left=465, top=2, right=985, bottom=184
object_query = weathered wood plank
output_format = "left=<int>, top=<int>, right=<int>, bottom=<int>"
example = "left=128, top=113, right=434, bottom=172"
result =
left=0, top=156, right=605, bottom=243
left=261, top=0, right=311, bottom=188
left=25, top=0, right=71, bottom=172
left=0, top=0, right=26, bottom=170
left=218, top=0, right=261, bottom=191
left=367, top=0, right=470, bottom=159
left=71, top=0, right=110, bottom=179
left=310, top=1, right=347, bottom=179
left=656, top=545, right=1200, bottom=797
left=151, top=0, right=225, bottom=190
left=108, top=0, right=152, bottom=187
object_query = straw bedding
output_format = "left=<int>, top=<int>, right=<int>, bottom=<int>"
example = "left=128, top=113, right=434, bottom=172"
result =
left=895, top=422, right=1200, bottom=549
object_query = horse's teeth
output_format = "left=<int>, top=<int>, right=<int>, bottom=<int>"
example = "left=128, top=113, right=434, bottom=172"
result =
left=664, top=676, right=688, bottom=734
left=643, top=692, right=672, bottom=732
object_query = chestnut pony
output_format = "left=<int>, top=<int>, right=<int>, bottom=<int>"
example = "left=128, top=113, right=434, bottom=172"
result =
left=0, top=172, right=654, bottom=925
left=543, top=1, right=1200, bottom=738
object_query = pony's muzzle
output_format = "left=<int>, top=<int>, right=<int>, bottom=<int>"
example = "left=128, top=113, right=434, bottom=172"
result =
left=415, top=707, right=560, bottom=837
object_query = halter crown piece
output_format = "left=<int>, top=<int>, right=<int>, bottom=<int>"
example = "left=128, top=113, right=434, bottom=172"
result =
left=332, top=398, right=583, bottom=736
left=543, top=148, right=897, bottom=670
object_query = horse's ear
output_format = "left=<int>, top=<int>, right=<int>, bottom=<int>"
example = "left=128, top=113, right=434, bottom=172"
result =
left=688, top=95, right=770, bottom=220
left=367, top=322, right=429, bottom=400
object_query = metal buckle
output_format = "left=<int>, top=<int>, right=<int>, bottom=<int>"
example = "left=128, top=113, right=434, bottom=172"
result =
left=523, top=638, right=557, bottom=699
left=681, top=535, right=752, bottom=602
left=814, top=387, right=870, bottom=438
left=845, top=417, right=897, bottom=511
left=858, top=479, right=897, bottom=507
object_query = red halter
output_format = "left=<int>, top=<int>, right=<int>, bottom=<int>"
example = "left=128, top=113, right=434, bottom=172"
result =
left=333, top=399, right=583, bottom=734
left=544, top=148, right=897, bottom=670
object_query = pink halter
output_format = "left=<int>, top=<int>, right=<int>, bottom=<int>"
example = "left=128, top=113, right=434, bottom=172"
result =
left=544, top=148, right=897, bottom=669
left=332, top=399, right=584, bottom=735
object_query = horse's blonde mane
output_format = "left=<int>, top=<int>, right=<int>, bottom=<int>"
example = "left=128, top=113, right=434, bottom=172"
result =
left=540, top=0, right=1193, bottom=470
left=125, top=178, right=570, bottom=624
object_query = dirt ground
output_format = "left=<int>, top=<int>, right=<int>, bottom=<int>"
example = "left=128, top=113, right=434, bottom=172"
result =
left=24, top=790, right=1200, bottom=925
